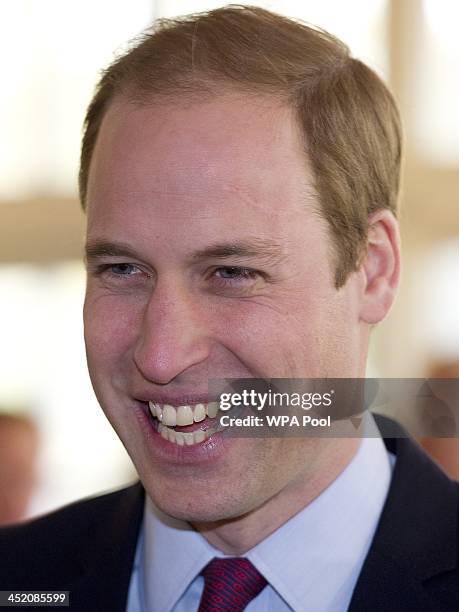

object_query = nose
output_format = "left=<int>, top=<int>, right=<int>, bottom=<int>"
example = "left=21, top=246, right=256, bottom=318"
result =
left=133, top=281, right=212, bottom=385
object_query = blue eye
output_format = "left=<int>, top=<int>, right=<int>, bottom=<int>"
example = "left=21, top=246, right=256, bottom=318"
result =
left=89, top=261, right=152, bottom=290
left=214, top=267, right=258, bottom=282
left=109, top=263, right=139, bottom=275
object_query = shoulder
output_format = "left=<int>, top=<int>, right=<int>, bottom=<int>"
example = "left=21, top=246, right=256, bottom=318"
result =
left=350, top=416, right=459, bottom=609
left=0, top=481, right=140, bottom=542
left=0, top=482, right=143, bottom=588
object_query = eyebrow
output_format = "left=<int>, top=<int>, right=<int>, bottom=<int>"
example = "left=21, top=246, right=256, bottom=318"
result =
left=189, top=239, right=285, bottom=265
left=85, top=238, right=286, bottom=266
left=85, top=241, right=143, bottom=263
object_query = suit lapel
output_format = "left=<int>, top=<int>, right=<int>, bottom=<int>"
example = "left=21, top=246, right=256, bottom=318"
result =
left=349, top=416, right=458, bottom=610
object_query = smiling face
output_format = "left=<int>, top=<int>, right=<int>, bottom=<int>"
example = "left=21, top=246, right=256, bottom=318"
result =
left=83, top=92, right=368, bottom=523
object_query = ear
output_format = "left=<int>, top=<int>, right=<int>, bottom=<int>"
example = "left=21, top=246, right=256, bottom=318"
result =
left=358, top=209, right=401, bottom=324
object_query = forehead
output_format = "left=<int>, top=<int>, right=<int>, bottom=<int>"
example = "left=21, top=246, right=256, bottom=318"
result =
left=84, top=93, right=328, bottom=264
left=86, top=92, right=315, bottom=213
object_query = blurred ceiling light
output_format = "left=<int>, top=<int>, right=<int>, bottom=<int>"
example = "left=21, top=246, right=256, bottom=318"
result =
left=0, top=0, right=154, bottom=202
left=423, top=0, right=459, bottom=58
left=413, top=1, right=459, bottom=164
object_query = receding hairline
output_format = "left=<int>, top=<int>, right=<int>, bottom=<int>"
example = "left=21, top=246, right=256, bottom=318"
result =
left=84, top=87, right=321, bottom=209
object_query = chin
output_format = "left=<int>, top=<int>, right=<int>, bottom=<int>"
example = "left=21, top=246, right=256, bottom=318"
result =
left=146, top=486, right=243, bottom=524
left=155, top=501, right=217, bottom=524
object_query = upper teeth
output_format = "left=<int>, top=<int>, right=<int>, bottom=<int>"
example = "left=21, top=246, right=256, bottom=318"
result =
left=148, top=401, right=220, bottom=426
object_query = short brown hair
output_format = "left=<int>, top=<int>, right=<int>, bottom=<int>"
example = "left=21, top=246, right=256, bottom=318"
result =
left=79, top=5, right=402, bottom=287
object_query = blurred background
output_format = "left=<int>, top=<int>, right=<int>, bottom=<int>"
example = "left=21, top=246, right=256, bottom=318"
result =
left=0, top=0, right=458, bottom=521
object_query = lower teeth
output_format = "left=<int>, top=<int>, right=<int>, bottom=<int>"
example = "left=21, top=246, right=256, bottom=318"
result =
left=156, top=420, right=218, bottom=446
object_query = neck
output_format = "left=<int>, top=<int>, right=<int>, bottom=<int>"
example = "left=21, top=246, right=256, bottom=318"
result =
left=193, top=437, right=360, bottom=555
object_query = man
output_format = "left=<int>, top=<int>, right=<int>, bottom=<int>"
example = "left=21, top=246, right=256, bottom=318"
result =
left=1, top=6, right=458, bottom=611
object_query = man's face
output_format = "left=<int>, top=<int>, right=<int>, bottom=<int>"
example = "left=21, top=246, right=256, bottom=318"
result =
left=83, top=93, right=366, bottom=522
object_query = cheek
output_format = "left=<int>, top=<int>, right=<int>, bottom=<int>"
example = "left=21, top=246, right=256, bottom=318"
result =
left=207, top=297, right=320, bottom=375
left=83, top=293, right=144, bottom=367
left=208, top=285, right=350, bottom=378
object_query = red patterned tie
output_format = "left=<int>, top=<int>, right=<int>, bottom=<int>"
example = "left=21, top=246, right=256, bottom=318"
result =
left=198, top=557, right=267, bottom=611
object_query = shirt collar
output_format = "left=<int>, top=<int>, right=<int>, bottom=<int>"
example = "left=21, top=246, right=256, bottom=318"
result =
left=140, top=417, right=392, bottom=612
left=140, top=500, right=218, bottom=612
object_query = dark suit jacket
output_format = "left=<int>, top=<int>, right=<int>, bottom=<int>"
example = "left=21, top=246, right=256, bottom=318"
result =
left=1, top=415, right=459, bottom=611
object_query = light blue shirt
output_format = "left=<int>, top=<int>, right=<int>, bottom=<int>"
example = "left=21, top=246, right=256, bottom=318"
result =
left=127, top=429, right=393, bottom=612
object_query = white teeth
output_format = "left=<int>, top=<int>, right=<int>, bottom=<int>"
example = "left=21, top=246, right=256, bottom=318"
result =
left=149, top=401, right=220, bottom=424
left=162, top=405, right=177, bottom=427
left=149, top=401, right=223, bottom=446
left=157, top=422, right=215, bottom=446
left=183, top=432, right=195, bottom=446
left=156, top=421, right=218, bottom=446
left=193, top=430, right=206, bottom=444
left=175, top=432, right=185, bottom=446
left=206, top=402, right=219, bottom=418
left=193, top=403, right=206, bottom=423
left=148, top=402, right=163, bottom=421
left=176, top=405, right=194, bottom=426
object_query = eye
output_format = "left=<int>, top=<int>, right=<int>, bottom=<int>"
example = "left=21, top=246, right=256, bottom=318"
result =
left=87, top=260, right=153, bottom=292
left=91, top=262, right=147, bottom=281
left=213, top=267, right=259, bottom=282
left=108, top=263, right=140, bottom=276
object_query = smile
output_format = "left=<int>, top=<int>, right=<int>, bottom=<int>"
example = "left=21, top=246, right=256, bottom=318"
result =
left=148, top=401, right=223, bottom=446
